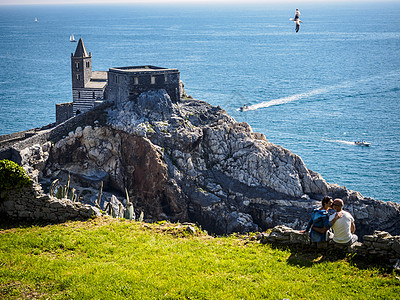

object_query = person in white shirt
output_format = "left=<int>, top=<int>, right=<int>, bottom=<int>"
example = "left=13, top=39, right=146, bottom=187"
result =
left=329, top=198, right=358, bottom=245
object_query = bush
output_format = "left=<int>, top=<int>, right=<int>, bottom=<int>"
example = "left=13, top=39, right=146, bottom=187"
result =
left=0, top=159, right=32, bottom=191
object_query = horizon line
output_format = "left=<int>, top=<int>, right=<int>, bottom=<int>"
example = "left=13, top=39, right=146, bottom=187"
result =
left=1, top=0, right=399, bottom=6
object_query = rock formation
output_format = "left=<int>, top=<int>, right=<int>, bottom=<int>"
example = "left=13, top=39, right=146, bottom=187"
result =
left=1, top=88, right=400, bottom=237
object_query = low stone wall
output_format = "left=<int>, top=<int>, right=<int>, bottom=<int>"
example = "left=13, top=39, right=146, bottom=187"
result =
left=259, top=225, right=400, bottom=269
left=0, top=183, right=101, bottom=223
left=0, top=131, right=26, bottom=142
left=0, top=101, right=113, bottom=163
left=0, top=130, right=37, bottom=150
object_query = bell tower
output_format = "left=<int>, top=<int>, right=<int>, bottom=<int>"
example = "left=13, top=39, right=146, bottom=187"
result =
left=71, top=38, right=92, bottom=88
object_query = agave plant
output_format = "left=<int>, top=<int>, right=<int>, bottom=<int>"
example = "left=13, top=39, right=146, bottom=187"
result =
left=49, top=179, right=59, bottom=196
left=138, top=211, right=144, bottom=222
left=123, top=188, right=136, bottom=221
left=95, top=181, right=103, bottom=209
left=50, top=173, right=77, bottom=201
left=102, top=188, right=145, bottom=221
left=105, top=201, right=116, bottom=218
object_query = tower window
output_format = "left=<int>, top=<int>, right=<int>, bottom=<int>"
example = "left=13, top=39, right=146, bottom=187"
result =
left=134, top=77, right=139, bottom=85
left=75, top=62, right=80, bottom=70
left=151, top=76, right=156, bottom=85
left=76, top=74, right=80, bottom=81
left=78, top=91, right=81, bottom=98
left=86, top=62, right=90, bottom=68
left=93, top=92, right=96, bottom=99
left=115, top=75, right=118, bottom=84
left=164, top=74, right=168, bottom=83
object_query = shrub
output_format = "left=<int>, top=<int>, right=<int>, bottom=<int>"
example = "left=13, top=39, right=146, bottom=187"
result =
left=0, top=159, right=32, bottom=191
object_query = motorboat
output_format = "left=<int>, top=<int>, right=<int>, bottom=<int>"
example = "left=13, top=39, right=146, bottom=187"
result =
left=34, top=17, right=38, bottom=23
left=239, top=104, right=249, bottom=112
left=70, top=34, right=76, bottom=42
left=354, top=141, right=370, bottom=147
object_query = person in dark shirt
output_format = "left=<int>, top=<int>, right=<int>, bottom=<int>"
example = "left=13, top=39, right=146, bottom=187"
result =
left=303, top=196, right=339, bottom=246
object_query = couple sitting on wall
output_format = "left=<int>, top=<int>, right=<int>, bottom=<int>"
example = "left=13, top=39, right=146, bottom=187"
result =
left=303, top=196, right=358, bottom=247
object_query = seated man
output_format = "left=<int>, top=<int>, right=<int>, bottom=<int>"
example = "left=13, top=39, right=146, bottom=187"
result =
left=329, top=198, right=358, bottom=245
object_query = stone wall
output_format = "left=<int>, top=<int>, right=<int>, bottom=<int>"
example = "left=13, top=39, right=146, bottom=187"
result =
left=260, top=225, right=400, bottom=268
left=0, top=101, right=112, bottom=163
left=0, top=183, right=101, bottom=223
left=56, top=102, right=74, bottom=124
left=107, top=66, right=180, bottom=104
left=0, top=130, right=28, bottom=142
left=0, top=130, right=37, bottom=150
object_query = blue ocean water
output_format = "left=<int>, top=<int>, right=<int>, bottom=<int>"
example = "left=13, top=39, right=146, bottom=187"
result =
left=0, top=3, right=399, bottom=203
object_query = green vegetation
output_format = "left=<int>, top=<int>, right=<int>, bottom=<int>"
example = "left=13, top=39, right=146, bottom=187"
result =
left=0, top=218, right=399, bottom=299
left=50, top=175, right=77, bottom=202
left=0, top=159, right=31, bottom=193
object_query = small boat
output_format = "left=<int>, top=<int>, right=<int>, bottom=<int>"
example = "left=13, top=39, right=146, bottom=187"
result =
left=355, top=141, right=370, bottom=147
left=70, top=34, right=76, bottom=42
left=34, top=17, right=38, bottom=23
left=239, top=104, right=249, bottom=112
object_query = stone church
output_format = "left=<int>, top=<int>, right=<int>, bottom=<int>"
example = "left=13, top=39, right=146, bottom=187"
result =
left=56, top=38, right=180, bottom=123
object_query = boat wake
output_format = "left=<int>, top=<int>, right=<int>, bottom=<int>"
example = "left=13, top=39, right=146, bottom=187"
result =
left=323, top=139, right=355, bottom=146
left=242, top=88, right=330, bottom=111
left=238, top=71, right=400, bottom=112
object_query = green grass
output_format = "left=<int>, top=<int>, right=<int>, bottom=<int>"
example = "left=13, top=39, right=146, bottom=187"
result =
left=0, top=218, right=399, bottom=299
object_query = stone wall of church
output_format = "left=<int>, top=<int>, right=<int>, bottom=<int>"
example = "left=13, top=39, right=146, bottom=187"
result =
left=106, top=67, right=180, bottom=104
left=56, top=102, right=73, bottom=124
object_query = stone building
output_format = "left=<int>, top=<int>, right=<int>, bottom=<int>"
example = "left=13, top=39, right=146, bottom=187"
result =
left=70, top=38, right=107, bottom=115
left=107, top=66, right=180, bottom=105
left=56, top=38, right=180, bottom=123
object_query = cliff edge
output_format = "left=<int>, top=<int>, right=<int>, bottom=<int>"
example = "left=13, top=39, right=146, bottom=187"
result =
left=1, top=89, right=399, bottom=237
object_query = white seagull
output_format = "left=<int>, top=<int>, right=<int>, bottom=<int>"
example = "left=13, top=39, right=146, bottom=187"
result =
left=289, top=9, right=303, bottom=33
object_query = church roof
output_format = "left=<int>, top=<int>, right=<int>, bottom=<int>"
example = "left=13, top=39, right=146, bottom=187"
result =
left=73, top=38, right=89, bottom=58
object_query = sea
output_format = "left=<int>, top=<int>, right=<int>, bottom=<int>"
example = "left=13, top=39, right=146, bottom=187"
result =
left=0, top=3, right=399, bottom=203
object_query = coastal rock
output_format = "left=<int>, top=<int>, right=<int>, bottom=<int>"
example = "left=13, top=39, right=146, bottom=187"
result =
left=2, top=89, right=400, bottom=236
left=46, top=124, right=188, bottom=222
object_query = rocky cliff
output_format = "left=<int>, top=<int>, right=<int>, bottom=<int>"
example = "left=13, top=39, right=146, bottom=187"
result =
left=3, top=89, right=400, bottom=237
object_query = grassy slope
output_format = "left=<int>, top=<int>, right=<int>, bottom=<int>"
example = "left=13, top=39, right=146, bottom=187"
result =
left=0, top=218, right=399, bottom=300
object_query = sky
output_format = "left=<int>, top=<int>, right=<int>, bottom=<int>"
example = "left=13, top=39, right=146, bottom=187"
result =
left=0, top=0, right=396, bottom=5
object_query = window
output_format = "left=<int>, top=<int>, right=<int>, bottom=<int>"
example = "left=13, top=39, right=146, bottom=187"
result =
left=75, top=62, right=80, bottom=70
left=76, top=74, right=80, bottom=81
left=93, top=92, right=96, bottom=99
left=86, top=62, right=90, bottom=68
left=134, top=77, right=139, bottom=85
left=78, top=91, right=81, bottom=98
left=151, top=76, right=156, bottom=85
left=115, top=75, right=118, bottom=84
left=164, top=74, right=168, bottom=83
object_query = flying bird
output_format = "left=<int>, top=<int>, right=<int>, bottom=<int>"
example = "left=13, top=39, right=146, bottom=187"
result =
left=290, top=9, right=303, bottom=33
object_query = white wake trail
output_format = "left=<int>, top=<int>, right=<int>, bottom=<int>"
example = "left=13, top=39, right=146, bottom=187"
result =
left=244, top=87, right=330, bottom=111
left=323, top=139, right=355, bottom=146
left=236, top=71, right=399, bottom=112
